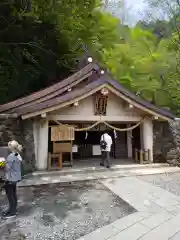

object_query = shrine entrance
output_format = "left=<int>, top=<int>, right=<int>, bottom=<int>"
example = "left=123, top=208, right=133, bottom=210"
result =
left=72, top=129, right=115, bottom=160
left=47, top=121, right=131, bottom=170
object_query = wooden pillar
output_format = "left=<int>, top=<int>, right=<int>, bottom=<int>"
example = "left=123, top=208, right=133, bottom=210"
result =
left=142, top=117, right=153, bottom=162
left=127, top=124, right=133, bottom=158
left=33, top=121, right=39, bottom=165
left=36, top=119, right=49, bottom=170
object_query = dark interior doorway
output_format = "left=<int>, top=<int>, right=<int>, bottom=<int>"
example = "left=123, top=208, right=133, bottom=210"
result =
left=73, top=130, right=115, bottom=160
left=132, top=126, right=141, bottom=158
left=48, top=122, right=130, bottom=167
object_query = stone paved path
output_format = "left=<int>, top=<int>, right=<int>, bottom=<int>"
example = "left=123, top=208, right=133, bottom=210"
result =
left=78, top=177, right=180, bottom=240
left=2, top=166, right=180, bottom=239
left=137, top=172, right=180, bottom=197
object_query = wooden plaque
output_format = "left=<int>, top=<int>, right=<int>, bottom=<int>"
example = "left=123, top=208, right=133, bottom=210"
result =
left=94, top=92, right=108, bottom=115
left=51, top=126, right=74, bottom=141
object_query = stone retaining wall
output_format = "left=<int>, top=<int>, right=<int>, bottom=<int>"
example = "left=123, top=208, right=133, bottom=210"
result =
left=0, top=117, right=35, bottom=174
left=153, top=120, right=180, bottom=165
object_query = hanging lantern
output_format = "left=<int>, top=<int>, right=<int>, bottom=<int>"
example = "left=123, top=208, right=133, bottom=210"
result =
left=101, top=88, right=109, bottom=96
left=129, top=104, right=134, bottom=109
left=87, top=57, right=93, bottom=63
left=74, top=102, right=79, bottom=106
left=100, top=69, right=105, bottom=75
left=41, top=113, right=47, bottom=118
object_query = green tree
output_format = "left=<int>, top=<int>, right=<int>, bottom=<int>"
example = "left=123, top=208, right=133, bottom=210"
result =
left=101, top=26, right=175, bottom=108
left=144, top=0, right=180, bottom=114
left=0, top=0, right=121, bottom=104
left=137, top=20, right=173, bottom=38
left=0, top=0, right=76, bottom=103
left=1, top=0, right=179, bottom=116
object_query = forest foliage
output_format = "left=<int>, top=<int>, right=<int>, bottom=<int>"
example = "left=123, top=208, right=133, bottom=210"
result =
left=0, top=0, right=179, bottom=115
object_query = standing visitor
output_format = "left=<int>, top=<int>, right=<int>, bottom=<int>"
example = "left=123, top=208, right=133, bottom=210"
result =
left=100, top=131, right=112, bottom=168
left=3, top=140, right=22, bottom=218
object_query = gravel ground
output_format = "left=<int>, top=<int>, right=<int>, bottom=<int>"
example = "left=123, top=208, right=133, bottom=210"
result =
left=0, top=180, right=135, bottom=240
left=137, top=172, right=180, bottom=197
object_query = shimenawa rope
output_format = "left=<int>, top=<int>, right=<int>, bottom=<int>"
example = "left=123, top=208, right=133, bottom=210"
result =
left=52, top=117, right=146, bottom=132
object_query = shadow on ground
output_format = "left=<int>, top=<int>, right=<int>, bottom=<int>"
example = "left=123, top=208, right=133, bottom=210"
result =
left=0, top=180, right=136, bottom=240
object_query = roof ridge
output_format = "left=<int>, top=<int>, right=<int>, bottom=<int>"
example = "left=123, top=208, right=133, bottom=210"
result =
left=0, top=63, right=96, bottom=113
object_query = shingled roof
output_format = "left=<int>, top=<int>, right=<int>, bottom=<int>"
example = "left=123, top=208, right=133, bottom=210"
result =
left=0, top=63, right=175, bottom=120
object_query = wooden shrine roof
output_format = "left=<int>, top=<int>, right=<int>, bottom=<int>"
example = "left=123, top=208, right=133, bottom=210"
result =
left=0, top=63, right=98, bottom=114
left=0, top=63, right=175, bottom=120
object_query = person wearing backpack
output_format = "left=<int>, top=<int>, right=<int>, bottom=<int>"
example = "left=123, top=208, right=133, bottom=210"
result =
left=100, top=131, right=112, bottom=168
left=3, top=140, right=23, bottom=218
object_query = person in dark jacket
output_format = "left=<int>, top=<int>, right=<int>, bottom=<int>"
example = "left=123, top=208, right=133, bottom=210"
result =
left=3, top=140, right=22, bottom=218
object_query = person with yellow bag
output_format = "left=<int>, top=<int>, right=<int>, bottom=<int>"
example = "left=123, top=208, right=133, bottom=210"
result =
left=1, top=140, right=23, bottom=218
left=0, top=158, right=5, bottom=168
left=0, top=156, right=6, bottom=190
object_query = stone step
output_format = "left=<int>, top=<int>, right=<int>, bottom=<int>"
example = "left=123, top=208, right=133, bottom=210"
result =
left=31, top=163, right=171, bottom=178
left=20, top=165, right=180, bottom=187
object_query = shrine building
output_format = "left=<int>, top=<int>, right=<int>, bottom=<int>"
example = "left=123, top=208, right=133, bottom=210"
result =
left=0, top=60, right=176, bottom=171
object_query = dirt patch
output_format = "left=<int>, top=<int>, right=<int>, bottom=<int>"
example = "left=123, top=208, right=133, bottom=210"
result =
left=0, top=180, right=136, bottom=240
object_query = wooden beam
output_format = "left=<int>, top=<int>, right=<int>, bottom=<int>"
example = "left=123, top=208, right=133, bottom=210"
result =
left=0, top=113, right=18, bottom=119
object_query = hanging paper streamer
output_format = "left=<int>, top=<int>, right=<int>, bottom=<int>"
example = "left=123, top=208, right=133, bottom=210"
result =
left=114, top=129, right=117, bottom=139
left=85, top=131, right=88, bottom=140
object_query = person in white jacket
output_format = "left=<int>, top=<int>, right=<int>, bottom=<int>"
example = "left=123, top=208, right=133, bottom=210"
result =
left=100, top=131, right=112, bottom=168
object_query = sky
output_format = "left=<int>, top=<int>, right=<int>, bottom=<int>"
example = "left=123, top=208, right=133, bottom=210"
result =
left=106, top=0, right=148, bottom=25
left=126, top=0, right=147, bottom=22
left=126, top=0, right=145, bottom=9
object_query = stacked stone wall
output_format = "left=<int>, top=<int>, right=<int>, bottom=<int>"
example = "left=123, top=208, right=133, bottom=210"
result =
left=153, top=120, right=180, bottom=165
left=0, top=117, right=35, bottom=174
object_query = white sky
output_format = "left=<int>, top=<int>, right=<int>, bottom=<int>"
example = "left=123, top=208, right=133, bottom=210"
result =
left=105, top=0, right=148, bottom=25
left=126, top=0, right=147, bottom=21
left=126, top=0, right=145, bottom=8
